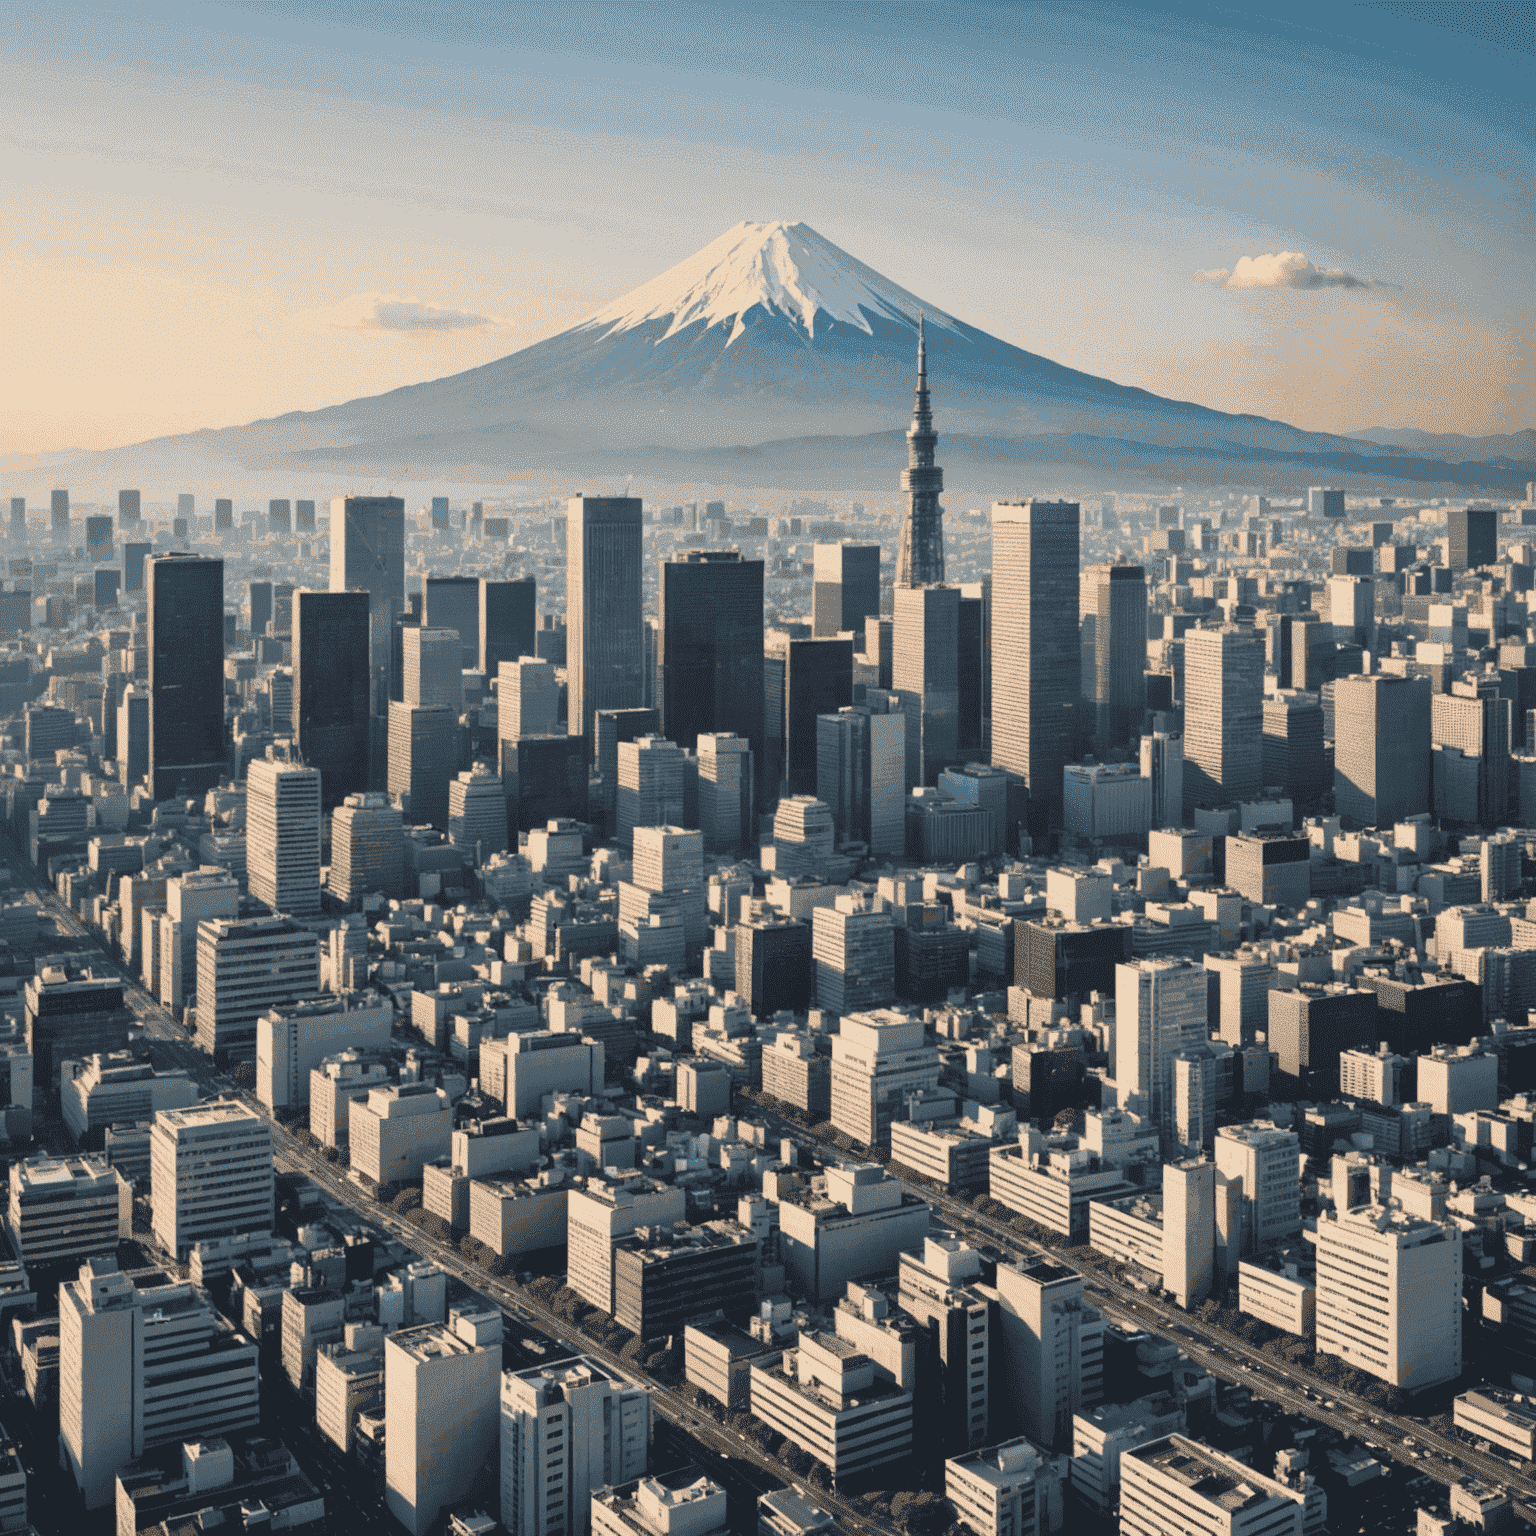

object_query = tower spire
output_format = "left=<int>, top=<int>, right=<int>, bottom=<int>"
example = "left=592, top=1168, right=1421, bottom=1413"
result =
left=895, top=314, right=944, bottom=588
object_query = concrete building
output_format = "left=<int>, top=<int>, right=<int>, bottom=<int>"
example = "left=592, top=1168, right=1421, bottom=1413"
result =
left=449, top=764, right=509, bottom=860
left=1070, top=1396, right=1184, bottom=1514
left=156, top=866, right=240, bottom=1015
left=469, top=1171, right=570, bottom=1260
left=500, top=1356, right=650, bottom=1536
left=60, top=1053, right=197, bottom=1147
left=246, top=754, right=322, bottom=917
left=778, top=1163, right=930, bottom=1302
left=1092, top=565, right=1148, bottom=750
left=812, top=542, right=881, bottom=639
left=567, top=1175, right=688, bottom=1314
left=1213, top=1121, right=1300, bottom=1257
left=1334, top=673, right=1431, bottom=829
left=1453, top=1388, right=1536, bottom=1460
left=1062, top=762, right=1152, bottom=841
left=812, top=896, right=895, bottom=1016
left=896, top=1237, right=992, bottom=1453
left=993, top=1259, right=1103, bottom=1450
left=315, top=1321, right=385, bottom=1453
left=6, top=1154, right=128, bottom=1267
left=1139, top=732, right=1184, bottom=832
left=1120, top=1435, right=1303, bottom=1536
left=255, top=992, right=394, bottom=1114
left=592, top=1474, right=729, bottom=1536
left=828, top=1009, right=941, bottom=1148
left=499, top=656, right=560, bottom=740
left=487, top=1030, right=605, bottom=1118
left=350, top=1084, right=453, bottom=1188
left=1314, top=1205, right=1462, bottom=1390
left=1114, top=959, right=1208, bottom=1155
left=59, top=1256, right=261, bottom=1508
left=945, top=1438, right=1067, bottom=1536
left=758, top=1490, right=836, bottom=1536
left=697, top=732, right=754, bottom=854
left=150, top=1100, right=274, bottom=1255
left=195, top=916, right=321, bottom=1064
left=1224, top=833, right=1309, bottom=910
left=329, top=792, right=405, bottom=903
left=1183, top=626, right=1264, bottom=813
left=384, top=1316, right=501, bottom=1536
left=748, top=1331, right=913, bottom=1482
left=893, top=582, right=960, bottom=787
left=403, top=625, right=464, bottom=713
left=388, top=701, right=458, bottom=830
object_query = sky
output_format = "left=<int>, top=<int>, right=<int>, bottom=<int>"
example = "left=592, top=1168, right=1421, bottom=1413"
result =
left=1, top=0, right=1531, bottom=455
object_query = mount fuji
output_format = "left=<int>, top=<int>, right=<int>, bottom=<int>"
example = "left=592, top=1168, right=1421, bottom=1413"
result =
left=43, top=220, right=1531, bottom=493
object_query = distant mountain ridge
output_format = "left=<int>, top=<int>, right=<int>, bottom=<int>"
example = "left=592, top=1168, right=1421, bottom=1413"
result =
left=19, top=221, right=1534, bottom=494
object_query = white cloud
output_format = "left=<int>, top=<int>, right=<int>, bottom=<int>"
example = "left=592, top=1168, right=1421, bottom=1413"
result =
left=294, top=292, right=507, bottom=334
left=1193, top=251, right=1375, bottom=290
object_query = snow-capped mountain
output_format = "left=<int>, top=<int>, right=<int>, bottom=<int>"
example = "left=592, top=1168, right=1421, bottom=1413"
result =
left=29, top=220, right=1530, bottom=494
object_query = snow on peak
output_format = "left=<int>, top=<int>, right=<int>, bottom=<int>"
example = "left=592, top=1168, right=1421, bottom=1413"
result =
left=579, top=220, right=961, bottom=347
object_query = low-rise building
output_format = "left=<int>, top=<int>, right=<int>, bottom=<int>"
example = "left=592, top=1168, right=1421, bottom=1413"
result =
left=60, top=1053, right=198, bottom=1147
left=349, top=1084, right=453, bottom=1189
left=1238, top=1251, right=1316, bottom=1336
left=591, top=1472, right=728, bottom=1536
left=946, top=1436, right=1069, bottom=1536
left=777, top=1164, right=930, bottom=1302
left=468, top=1170, right=570, bottom=1259
left=1120, top=1435, right=1303, bottom=1536
left=6, top=1154, right=128, bottom=1268
left=1453, top=1387, right=1536, bottom=1460
left=748, top=1330, right=913, bottom=1482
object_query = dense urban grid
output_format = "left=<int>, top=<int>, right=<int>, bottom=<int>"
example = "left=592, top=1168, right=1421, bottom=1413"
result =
left=0, top=346, right=1533, bottom=1536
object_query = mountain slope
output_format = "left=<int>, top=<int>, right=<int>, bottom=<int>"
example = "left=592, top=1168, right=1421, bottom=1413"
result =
left=29, top=221, right=1534, bottom=492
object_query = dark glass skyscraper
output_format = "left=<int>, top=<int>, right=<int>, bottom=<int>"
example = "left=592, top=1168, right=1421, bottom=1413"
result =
left=1094, top=565, right=1148, bottom=748
left=895, top=317, right=944, bottom=588
left=250, top=581, right=273, bottom=638
left=147, top=553, right=225, bottom=801
left=658, top=551, right=764, bottom=771
left=1448, top=505, right=1497, bottom=571
left=480, top=577, right=537, bottom=677
left=85, top=516, right=113, bottom=565
left=424, top=574, right=481, bottom=668
left=766, top=632, right=853, bottom=799
left=567, top=495, right=643, bottom=743
left=329, top=495, right=405, bottom=785
left=812, top=542, right=881, bottom=638
left=294, top=589, right=371, bottom=811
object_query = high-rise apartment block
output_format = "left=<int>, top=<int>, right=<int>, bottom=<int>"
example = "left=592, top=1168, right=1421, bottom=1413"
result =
left=991, top=501, right=1079, bottom=828
left=245, top=753, right=321, bottom=917
left=150, top=1100, right=274, bottom=1254
left=1182, top=625, right=1263, bottom=812
left=568, top=496, right=644, bottom=742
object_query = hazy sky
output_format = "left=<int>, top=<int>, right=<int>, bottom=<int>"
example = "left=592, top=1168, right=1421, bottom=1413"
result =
left=2, top=0, right=1531, bottom=454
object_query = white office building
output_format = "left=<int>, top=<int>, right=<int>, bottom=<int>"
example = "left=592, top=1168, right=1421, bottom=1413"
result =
left=1121, top=1435, right=1303, bottom=1536
left=1314, top=1204, right=1462, bottom=1390
left=150, top=1100, right=274, bottom=1255
left=1114, top=959, right=1208, bottom=1155
left=384, top=1316, right=501, bottom=1536
left=946, top=1438, right=1068, bottom=1536
left=350, top=1084, right=453, bottom=1188
left=828, top=1009, right=941, bottom=1148
left=1213, top=1121, right=1301, bottom=1256
left=567, top=1175, right=688, bottom=1315
left=500, top=1357, right=651, bottom=1536
left=255, top=991, right=394, bottom=1114
left=195, top=916, right=321, bottom=1062
left=993, top=1259, right=1103, bottom=1450
left=246, top=755, right=322, bottom=918
left=59, top=1256, right=261, bottom=1509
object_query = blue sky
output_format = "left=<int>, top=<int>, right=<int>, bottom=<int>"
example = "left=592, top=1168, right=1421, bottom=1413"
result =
left=1, top=0, right=1530, bottom=451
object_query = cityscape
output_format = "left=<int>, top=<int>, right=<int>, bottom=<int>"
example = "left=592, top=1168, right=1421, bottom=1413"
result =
left=1, top=5, right=1533, bottom=1536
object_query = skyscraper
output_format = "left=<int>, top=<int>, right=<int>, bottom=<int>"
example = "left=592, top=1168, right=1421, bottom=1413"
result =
left=388, top=702, right=458, bottom=829
left=498, top=657, right=559, bottom=741
left=403, top=626, right=464, bottom=712
left=1093, top=566, right=1147, bottom=749
left=1334, top=673, right=1431, bottom=828
left=85, top=516, right=113, bottom=565
left=658, top=550, right=764, bottom=773
left=246, top=751, right=322, bottom=917
left=567, top=495, right=643, bottom=742
left=1114, top=958, right=1208, bottom=1155
left=765, top=632, right=853, bottom=800
left=329, top=495, right=405, bottom=779
left=50, top=489, right=69, bottom=532
left=294, top=589, right=371, bottom=811
left=117, top=489, right=141, bottom=526
left=424, top=574, right=481, bottom=667
left=697, top=732, right=754, bottom=854
left=1448, top=505, right=1497, bottom=571
left=812, top=542, right=881, bottom=638
left=147, top=554, right=225, bottom=802
left=480, top=577, right=537, bottom=678
left=892, top=583, right=959, bottom=787
left=1182, top=626, right=1264, bottom=813
left=991, top=501, right=1079, bottom=828
left=895, top=318, right=944, bottom=587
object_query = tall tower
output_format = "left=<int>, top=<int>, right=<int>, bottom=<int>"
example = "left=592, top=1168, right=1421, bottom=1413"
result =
left=895, top=316, right=944, bottom=588
left=147, top=553, right=226, bottom=802
left=567, top=495, right=643, bottom=743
